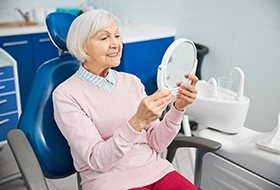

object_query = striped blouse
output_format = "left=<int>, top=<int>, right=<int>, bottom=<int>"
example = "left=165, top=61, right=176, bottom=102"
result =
left=75, top=65, right=117, bottom=93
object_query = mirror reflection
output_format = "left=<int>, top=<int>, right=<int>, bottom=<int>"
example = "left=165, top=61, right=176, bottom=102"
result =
left=166, top=41, right=196, bottom=88
left=157, top=38, right=197, bottom=95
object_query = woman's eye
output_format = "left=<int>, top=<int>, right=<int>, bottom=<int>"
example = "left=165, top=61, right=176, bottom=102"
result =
left=99, top=34, right=108, bottom=40
left=115, top=35, right=120, bottom=38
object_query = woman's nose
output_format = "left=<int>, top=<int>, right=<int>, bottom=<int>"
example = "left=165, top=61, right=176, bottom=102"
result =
left=110, top=38, right=118, bottom=48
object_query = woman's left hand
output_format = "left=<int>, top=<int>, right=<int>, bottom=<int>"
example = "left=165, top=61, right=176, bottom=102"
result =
left=174, top=74, right=198, bottom=111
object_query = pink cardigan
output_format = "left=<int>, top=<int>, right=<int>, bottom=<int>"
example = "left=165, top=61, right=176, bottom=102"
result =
left=53, top=71, right=184, bottom=190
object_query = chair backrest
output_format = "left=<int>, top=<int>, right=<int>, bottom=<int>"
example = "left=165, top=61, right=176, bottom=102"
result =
left=46, top=12, right=76, bottom=52
left=17, top=12, right=79, bottom=179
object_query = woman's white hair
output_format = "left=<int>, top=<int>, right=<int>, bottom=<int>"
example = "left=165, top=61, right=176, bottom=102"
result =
left=66, top=9, right=119, bottom=62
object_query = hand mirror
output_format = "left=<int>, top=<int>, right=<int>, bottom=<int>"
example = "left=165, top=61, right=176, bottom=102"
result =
left=157, top=38, right=197, bottom=95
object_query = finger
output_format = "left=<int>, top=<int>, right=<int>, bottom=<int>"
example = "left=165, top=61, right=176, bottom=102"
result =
left=154, top=93, right=173, bottom=109
left=144, top=91, right=173, bottom=111
left=150, top=90, right=171, bottom=101
left=178, top=88, right=194, bottom=100
left=178, top=83, right=197, bottom=99
left=180, top=81, right=198, bottom=94
left=143, top=97, right=172, bottom=120
left=186, top=74, right=198, bottom=86
left=176, top=74, right=198, bottom=87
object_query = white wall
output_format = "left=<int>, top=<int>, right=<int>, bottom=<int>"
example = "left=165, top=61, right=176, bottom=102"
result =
left=86, top=0, right=280, bottom=132
left=0, top=0, right=82, bottom=10
left=0, top=0, right=83, bottom=22
left=1, top=0, right=280, bottom=132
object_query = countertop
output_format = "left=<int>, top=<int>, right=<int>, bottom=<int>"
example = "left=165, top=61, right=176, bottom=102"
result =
left=0, top=22, right=176, bottom=43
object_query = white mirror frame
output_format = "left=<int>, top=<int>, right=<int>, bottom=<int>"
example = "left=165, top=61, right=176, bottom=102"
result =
left=157, top=38, right=198, bottom=95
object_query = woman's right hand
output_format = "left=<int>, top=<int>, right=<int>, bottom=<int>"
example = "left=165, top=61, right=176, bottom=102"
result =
left=129, top=90, right=173, bottom=132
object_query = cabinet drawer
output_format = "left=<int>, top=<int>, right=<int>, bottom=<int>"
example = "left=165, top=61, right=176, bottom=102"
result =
left=0, top=66, right=14, bottom=80
left=0, top=79, right=15, bottom=94
left=0, top=112, right=18, bottom=141
left=0, top=93, right=17, bottom=114
left=0, top=34, right=34, bottom=109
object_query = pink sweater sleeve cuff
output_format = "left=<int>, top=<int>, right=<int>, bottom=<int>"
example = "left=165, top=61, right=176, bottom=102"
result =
left=166, top=104, right=185, bottom=125
left=117, top=122, right=142, bottom=143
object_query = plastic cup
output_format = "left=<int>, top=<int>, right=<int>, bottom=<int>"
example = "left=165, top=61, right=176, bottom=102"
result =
left=33, top=8, right=45, bottom=23
left=217, top=77, right=233, bottom=99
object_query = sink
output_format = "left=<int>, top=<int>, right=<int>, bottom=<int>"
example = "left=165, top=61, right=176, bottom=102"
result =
left=185, top=79, right=250, bottom=134
left=0, top=21, right=39, bottom=28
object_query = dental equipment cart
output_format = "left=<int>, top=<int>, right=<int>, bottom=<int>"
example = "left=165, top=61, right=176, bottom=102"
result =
left=0, top=48, right=22, bottom=185
left=199, top=127, right=280, bottom=190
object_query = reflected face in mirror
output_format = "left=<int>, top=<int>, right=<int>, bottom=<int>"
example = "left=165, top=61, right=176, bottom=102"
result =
left=157, top=38, right=197, bottom=95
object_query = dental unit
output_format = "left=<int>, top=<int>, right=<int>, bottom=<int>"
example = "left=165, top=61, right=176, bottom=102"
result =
left=184, top=67, right=280, bottom=189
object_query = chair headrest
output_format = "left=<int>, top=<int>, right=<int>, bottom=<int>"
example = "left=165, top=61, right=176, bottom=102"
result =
left=45, top=12, right=77, bottom=52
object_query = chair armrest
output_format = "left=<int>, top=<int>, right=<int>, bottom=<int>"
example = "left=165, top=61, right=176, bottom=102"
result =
left=166, top=135, right=221, bottom=162
left=166, top=134, right=221, bottom=188
left=7, top=129, right=48, bottom=190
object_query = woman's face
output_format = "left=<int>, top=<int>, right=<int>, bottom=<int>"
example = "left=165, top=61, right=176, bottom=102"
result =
left=84, top=19, right=123, bottom=77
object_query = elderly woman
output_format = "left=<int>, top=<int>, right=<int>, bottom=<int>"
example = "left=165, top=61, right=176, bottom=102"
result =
left=53, top=9, right=198, bottom=190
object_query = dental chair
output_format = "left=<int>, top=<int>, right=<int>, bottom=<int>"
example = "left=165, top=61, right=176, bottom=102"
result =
left=6, top=12, right=221, bottom=190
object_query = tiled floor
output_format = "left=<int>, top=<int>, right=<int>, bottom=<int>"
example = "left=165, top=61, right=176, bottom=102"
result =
left=0, top=141, right=195, bottom=190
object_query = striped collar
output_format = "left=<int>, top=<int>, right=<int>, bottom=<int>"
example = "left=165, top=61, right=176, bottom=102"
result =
left=75, top=66, right=117, bottom=93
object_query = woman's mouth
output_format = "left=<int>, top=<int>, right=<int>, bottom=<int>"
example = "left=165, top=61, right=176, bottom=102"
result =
left=107, top=52, right=118, bottom=57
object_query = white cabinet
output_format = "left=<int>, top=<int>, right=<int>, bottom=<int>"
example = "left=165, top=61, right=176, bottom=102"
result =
left=0, top=48, right=21, bottom=143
